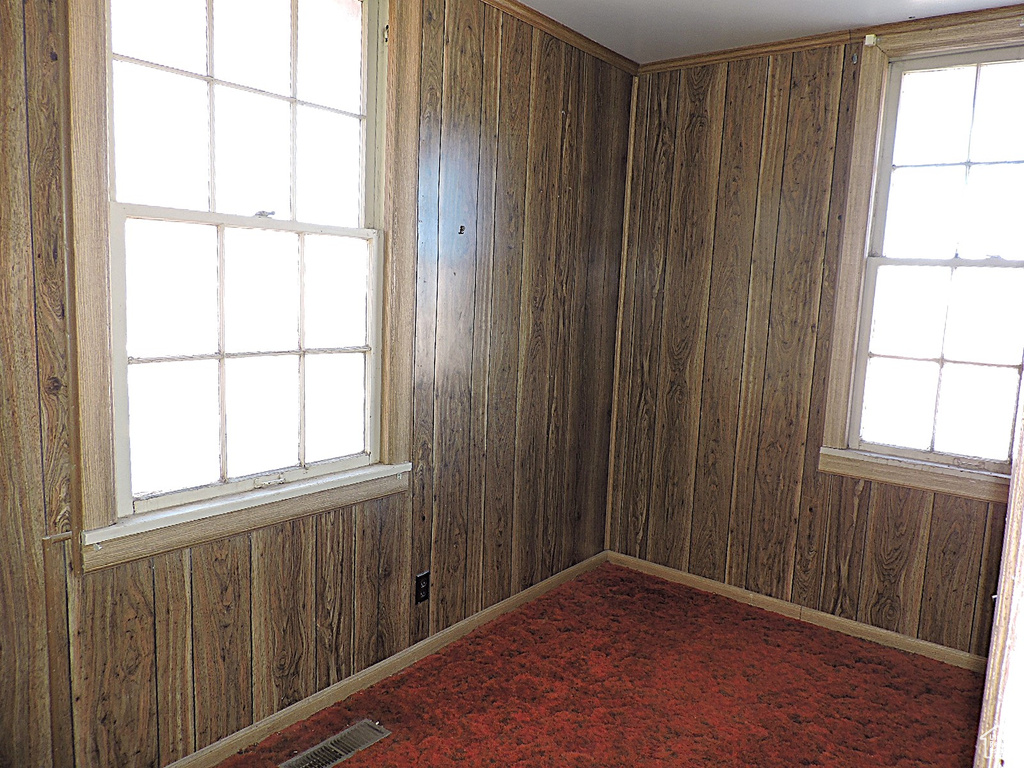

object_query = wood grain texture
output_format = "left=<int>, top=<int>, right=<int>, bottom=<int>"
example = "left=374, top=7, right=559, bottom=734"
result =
left=647, top=63, right=726, bottom=572
left=481, top=12, right=532, bottom=610
left=972, top=502, right=1007, bottom=657
left=819, top=476, right=871, bottom=620
left=191, top=537, right=253, bottom=750
left=69, top=559, right=158, bottom=767
left=746, top=45, right=844, bottom=602
left=918, top=493, right=988, bottom=652
left=251, top=518, right=317, bottom=720
left=688, top=56, right=767, bottom=582
left=315, top=507, right=355, bottom=689
left=153, top=549, right=195, bottom=765
left=0, top=0, right=54, bottom=759
left=859, top=483, right=934, bottom=636
left=43, top=537, right=74, bottom=768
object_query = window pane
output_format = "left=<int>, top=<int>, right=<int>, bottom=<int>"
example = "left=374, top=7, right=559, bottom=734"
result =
left=297, top=0, right=363, bottom=113
left=860, top=357, right=940, bottom=450
left=868, top=265, right=950, bottom=359
left=125, top=219, right=218, bottom=358
left=214, top=86, right=291, bottom=218
left=212, top=0, right=291, bottom=95
left=970, top=61, right=1024, bottom=162
left=934, top=363, right=1019, bottom=460
left=128, top=360, right=219, bottom=495
left=881, top=166, right=965, bottom=260
left=305, top=353, right=365, bottom=462
left=113, top=62, right=210, bottom=209
left=111, top=0, right=207, bottom=74
left=296, top=107, right=362, bottom=227
left=225, top=356, right=299, bottom=477
left=304, top=235, right=368, bottom=349
left=224, top=229, right=299, bottom=353
left=892, top=66, right=975, bottom=166
left=960, top=165, right=1024, bottom=261
left=944, top=268, right=1024, bottom=366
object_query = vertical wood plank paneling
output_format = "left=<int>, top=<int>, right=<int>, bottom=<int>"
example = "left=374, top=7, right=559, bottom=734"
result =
left=859, top=483, right=934, bottom=636
left=647, top=63, right=727, bottom=572
left=790, top=43, right=860, bottom=610
left=512, top=30, right=565, bottom=591
left=724, top=53, right=791, bottom=589
left=688, top=56, right=768, bottom=582
left=0, top=0, right=54, bottom=758
left=69, top=560, right=158, bottom=767
left=819, top=476, right=871, bottom=620
left=251, top=518, right=317, bottom=721
left=315, top=506, right=355, bottom=689
left=464, top=3, right=501, bottom=619
left=24, top=0, right=72, bottom=535
left=576, top=61, right=631, bottom=562
left=191, top=536, right=252, bottom=750
left=746, top=46, right=843, bottom=601
left=354, top=500, right=382, bottom=672
left=43, top=538, right=74, bottom=768
left=376, top=494, right=413, bottom=663
left=918, top=493, right=988, bottom=652
left=481, top=13, right=532, bottom=610
left=430, top=0, right=484, bottom=634
left=972, top=502, right=1007, bottom=656
left=153, top=549, right=195, bottom=765
left=410, top=0, right=445, bottom=645
left=610, top=75, right=651, bottom=555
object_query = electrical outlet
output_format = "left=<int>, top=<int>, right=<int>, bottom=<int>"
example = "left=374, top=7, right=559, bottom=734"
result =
left=415, top=571, right=430, bottom=604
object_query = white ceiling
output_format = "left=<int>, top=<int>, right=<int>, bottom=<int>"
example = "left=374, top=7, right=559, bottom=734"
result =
left=518, top=0, right=1017, bottom=64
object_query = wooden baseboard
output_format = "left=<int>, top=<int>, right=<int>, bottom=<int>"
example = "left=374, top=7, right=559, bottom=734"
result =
left=170, top=551, right=610, bottom=768
left=606, top=552, right=987, bottom=672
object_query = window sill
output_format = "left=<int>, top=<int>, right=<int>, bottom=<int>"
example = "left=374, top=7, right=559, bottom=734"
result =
left=80, top=462, right=411, bottom=572
left=818, top=447, right=1009, bottom=503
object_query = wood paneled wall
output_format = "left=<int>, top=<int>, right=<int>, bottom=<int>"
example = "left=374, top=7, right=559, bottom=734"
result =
left=608, top=42, right=1005, bottom=655
left=1, top=0, right=630, bottom=763
left=409, top=0, right=632, bottom=642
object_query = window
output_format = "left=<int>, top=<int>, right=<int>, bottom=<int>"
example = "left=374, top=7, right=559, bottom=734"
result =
left=67, top=0, right=404, bottom=553
left=822, top=33, right=1024, bottom=502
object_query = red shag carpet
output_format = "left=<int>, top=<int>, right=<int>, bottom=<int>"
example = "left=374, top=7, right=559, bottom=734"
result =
left=219, top=564, right=983, bottom=767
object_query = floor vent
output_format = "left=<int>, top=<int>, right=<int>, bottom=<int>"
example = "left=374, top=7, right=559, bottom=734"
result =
left=278, top=719, right=391, bottom=768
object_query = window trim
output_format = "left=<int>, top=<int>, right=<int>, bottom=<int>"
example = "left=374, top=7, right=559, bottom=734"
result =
left=67, top=0, right=406, bottom=568
left=821, top=24, right=1024, bottom=503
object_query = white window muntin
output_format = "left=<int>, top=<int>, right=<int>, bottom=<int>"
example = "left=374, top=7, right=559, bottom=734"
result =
left=849, top=47, right=1024, bottom=472
left=106, top=0, right=384, bottom=518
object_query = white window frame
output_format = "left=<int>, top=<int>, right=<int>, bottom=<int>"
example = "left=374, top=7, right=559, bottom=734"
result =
left=820, top=29, right=1024, bottom=504
left=67, top=0, right=408, bottom=558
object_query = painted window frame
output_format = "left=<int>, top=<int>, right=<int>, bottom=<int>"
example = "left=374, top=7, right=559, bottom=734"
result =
left=821, top=18, right=1024, bottom=505
left=67, top=0, right=409, bottom=569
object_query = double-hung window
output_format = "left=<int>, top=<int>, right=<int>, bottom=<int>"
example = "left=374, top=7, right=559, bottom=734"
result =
left=89, top=0, right=387, bottom=527
left=823, top=40, right=1024, bottom=499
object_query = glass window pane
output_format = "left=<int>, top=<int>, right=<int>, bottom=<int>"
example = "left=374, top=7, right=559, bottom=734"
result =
left=860, top=357, right=940, bottom=450
left=225, top=356, right=299, bottom=477
left=881, top=166, right=965, bottom=260
left=305, top=353, right=365, bottom=462
left=934, top=363, right=1019, bottom=460
left=111, top=0, right=207, bottom=74
left=868, top=265, right=950, bottom=359
left=960, top=165, right=1024, bottom=261
left=970, top=61, right=1024, bottom=163
left=304, top=235, right=368, bottom=349
left=296, top=107, right=361, bottom=227
left=892, top=66, right=976, bottom=166
left=125, top=219, right=218, bottom=358
left=297, top=0, right=363, bottom=113
left=944, top=268, right=1024, bottom=366
left=113, top=62, right=210, bottom=209
left=224, top=229, right=299, bottom=353
left=212, top=0, right=291, bottom=95
left=128, top=360, right=219, bottom=495
left=214, top=86, right=291, bottom=218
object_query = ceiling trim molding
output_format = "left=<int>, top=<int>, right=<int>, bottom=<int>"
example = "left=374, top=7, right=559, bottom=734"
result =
left=638, top=2, right=1024, bottom=73
left=479, top=0, right=641, bottom=74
